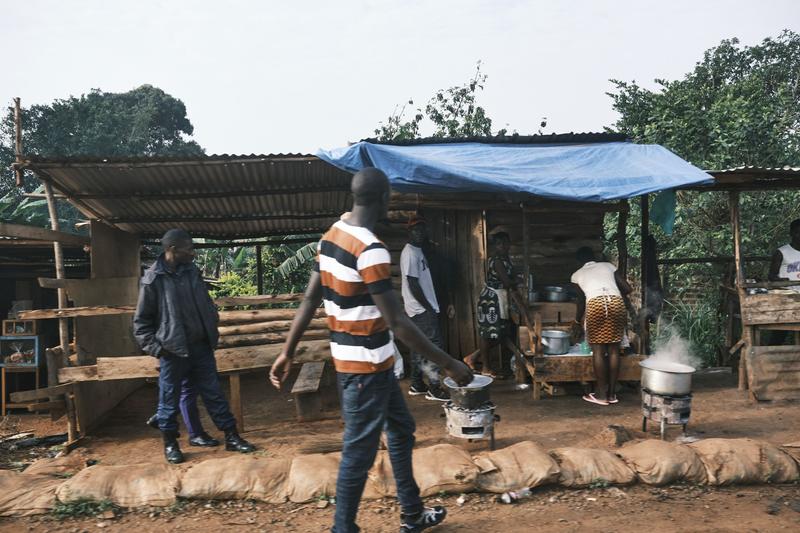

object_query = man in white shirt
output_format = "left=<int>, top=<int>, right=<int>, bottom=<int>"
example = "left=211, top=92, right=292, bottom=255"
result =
left=769, top=218, right=800, bottom=288
left=400, top=216, right=448, bottom=401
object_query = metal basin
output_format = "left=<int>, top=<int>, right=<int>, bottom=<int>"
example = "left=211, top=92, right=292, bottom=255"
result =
left=639, top=359, right=695, bottom=396
left=541, top=329, right=570, bottom=355
left=542, top=285, right=569, bottom=302
left=443, top=374, right=493, bottom=410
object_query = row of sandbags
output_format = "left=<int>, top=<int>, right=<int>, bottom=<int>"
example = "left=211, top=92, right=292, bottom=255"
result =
left=3, top=438, right=800, bottom=516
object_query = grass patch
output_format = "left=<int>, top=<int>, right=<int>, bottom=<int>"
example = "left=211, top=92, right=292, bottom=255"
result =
left=52, top=499, right=116, bottom=519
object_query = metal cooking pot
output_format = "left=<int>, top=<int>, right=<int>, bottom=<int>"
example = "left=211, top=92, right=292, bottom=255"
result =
left=542, top=285, right=569, bottom=302
left=444, top=374, right=493, bottom=410
left=639, top=359, right=695, bottom=396
left=541, top=329, right=570, bottom=355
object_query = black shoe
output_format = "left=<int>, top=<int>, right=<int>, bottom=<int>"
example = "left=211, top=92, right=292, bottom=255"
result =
left=224, top=430, right=255, bottom=453
left=408, top=384, right=428, bottom=396
left=146, top=414, right=159, bottom=430
left=162, top=431, right=184, bottom=464
left=400, top=506, right=447, bottom=532
left=189, top=432, right=220, bottom=447
left=424, top=386, right=450, bottom=402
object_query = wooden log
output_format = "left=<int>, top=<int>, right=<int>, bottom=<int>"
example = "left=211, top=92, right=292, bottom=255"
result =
left=217, top=329, right=328, bottom=348
left=18, top=306, right=135, bottom=319
left=27, top=400, right=65, bottom=412
left=213, top=293, right=303, bottom=307
left=9, top=383, right=73, bottom=403
left=59, top=365, right=98, bottom=383
left=217, top=317, right=328, bottom=336
left=0, top=222, right=90, bottom=246
left=218, top=307, right=324, bottom=325
left=62, top=340, right=333, bottom=383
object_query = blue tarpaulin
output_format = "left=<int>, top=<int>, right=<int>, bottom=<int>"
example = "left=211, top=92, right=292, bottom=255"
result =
left=317, top=141, right=712, bottom=202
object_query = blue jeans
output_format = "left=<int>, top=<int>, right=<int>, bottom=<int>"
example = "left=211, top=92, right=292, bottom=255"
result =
left=157, top=341, right=236, bottom=433
left=179, top=378, right=204, bottom=438
left=409, top=311, right=443, bottom=388
left=333, top=368, right=423, bottom=533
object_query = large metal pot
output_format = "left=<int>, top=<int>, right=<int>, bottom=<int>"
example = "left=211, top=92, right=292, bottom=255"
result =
left=443, top=375, right=493, bottom=410
left=542, top=285, right=569, bottom=302
left=541, top=329, right=570, bottom=355
left=639, top=359, right=695, bottom=396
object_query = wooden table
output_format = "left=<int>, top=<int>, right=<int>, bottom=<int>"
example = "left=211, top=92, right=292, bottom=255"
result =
left=524, top=353, right=644, bottom=400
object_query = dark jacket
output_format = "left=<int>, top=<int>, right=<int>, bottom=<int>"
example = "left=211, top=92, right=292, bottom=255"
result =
left=133, top=256, right=220, bottom=357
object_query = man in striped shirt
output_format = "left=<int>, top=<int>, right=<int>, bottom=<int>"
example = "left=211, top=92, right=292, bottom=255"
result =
left=271, top=167, right=473, bottom=533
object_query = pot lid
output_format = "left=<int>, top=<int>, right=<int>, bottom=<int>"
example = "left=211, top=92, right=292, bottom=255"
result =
left=443, top=374, right=493, bottom=390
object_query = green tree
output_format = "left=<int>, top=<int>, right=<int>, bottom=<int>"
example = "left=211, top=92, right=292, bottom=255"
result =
left=606, top=31, right=800, bottom=364
left=374, top=61, right=504, bottom=141
left=0, top=85, right=205, bottom=226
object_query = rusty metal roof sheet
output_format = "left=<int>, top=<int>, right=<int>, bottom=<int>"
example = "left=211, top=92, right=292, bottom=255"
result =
left=23, top=155, right=353, bottom=239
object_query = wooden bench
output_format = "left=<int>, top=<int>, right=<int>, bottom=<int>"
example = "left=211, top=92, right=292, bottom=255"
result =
left=291, top=361, right=326, bottom=421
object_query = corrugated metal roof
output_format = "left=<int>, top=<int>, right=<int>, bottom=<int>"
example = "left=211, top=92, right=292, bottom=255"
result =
left=24, top=154, right=353, bottom=239
left=691, top=166, right=800, bottom=191
left=362, top=131, right=628, bottom=146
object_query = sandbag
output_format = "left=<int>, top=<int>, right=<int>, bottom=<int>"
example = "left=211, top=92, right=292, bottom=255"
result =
left=551, top=447, right=636, bottom=487
left=287, top=453, right=340, bottom=503
left=23, top=454, right=88, bottom=477
left=618, top=440, right=707, bottom=486
left=0, top=471, right=63, bottom=517
left=179, top=455, right=290, bottom=503
left=56, top=464, right=180, bottom=507
left=363, top=450, right=397, bottom=499
left=413, top=444, right=479, bottom=497
left=690, top=438, right=799, bottom=486
left=474, top=441, right=560, bottom=493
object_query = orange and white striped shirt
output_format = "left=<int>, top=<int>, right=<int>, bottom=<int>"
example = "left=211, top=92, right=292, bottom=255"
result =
left=315, top=219, right=395, bottom=374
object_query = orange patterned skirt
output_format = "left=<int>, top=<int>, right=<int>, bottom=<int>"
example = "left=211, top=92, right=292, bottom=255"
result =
left=585, top=295, right=626, bottom=344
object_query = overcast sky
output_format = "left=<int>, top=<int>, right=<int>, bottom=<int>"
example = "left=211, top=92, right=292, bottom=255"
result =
left=3, top=1, right=798, bottom=155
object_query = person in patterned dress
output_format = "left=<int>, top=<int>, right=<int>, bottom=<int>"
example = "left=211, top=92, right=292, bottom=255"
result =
left=571, top=247, right=632, bottom=405
left=465, top=232, right=528, bottom=377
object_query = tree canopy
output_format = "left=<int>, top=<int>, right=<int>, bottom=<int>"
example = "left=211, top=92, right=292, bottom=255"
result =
left=1, top=84, right=204, bottom=197
left=0, top=85, right=205, bottom=227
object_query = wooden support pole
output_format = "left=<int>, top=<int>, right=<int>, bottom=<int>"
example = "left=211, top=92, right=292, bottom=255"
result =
left=13, top=97, right=23, bottom=187
left=522, top=204, right=530, bottom=293
left=229, top=373, right=243, bottom=431
left=65, top=392, right=78, bottom=444
left=730, top=191, right=750, bottom=390
left=617, top=200, right=629, bottom=277
left=43, top=182, right=71, bottom=370
left=640, top=194, right=650, bottom=355
left=256, top=245, right=264, bottom=295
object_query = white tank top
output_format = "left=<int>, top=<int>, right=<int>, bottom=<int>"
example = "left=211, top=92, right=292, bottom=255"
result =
left=778, top=244, right=800, bottom=290
left=570, top=261, right=622, bottom=301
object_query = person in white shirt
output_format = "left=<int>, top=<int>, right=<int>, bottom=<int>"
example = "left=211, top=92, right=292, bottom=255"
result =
left=400, top=216, right=448, bottom=401
left=769, top=218, right=800, bottom=289
left=570, top=247, right=632, bottom=406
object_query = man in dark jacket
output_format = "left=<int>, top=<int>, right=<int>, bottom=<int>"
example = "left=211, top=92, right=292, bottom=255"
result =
left=134, top=228, right=254, bottom=463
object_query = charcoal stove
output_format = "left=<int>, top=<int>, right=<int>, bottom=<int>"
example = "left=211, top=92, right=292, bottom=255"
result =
left=641, top=388, right=692, bottom=440
left=443, top=401, right=498, bottom=449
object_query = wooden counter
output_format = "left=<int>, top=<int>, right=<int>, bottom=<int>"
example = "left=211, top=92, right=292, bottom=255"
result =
left=522, top=353, right=644, bottom=401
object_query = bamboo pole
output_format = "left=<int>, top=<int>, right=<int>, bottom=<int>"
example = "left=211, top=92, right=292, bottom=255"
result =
left=43, top=182, right=70, bottom=364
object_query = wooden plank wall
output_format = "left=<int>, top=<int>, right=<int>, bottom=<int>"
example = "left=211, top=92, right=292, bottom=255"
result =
left=487, top=208, right=605, bottom=287
left=74, top=222, right=144, bottom=434
left=745, top=346, right=800, bottom=400
left=377, top=210, right=486, bottom=358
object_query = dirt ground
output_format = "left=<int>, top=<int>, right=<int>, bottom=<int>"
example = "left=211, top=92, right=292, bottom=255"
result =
left=3, top=369, right=800, bottom=531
